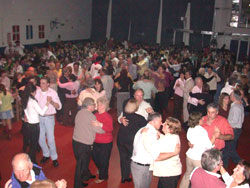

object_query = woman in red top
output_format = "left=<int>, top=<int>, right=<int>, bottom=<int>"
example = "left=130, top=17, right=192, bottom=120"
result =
left=92, top=96, right=113, bottom=183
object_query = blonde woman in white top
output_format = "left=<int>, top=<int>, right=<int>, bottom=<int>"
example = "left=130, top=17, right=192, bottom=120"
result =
left=150, top=117, right=182, bottom=188
left=22, top=83, right=50, bottom=164
left=179, top=112, right=219, bottom=188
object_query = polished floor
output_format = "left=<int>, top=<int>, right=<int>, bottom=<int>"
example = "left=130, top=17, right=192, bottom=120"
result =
left=0, top=100, right=249, bottom=188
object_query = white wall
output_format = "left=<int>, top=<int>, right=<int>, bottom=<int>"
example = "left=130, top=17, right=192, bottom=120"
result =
left=213, top=0, right=250, bottom=49
left=0, top=0, right=92, bottom=47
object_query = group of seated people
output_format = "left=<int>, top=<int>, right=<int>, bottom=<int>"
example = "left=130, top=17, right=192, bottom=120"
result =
left=0, top=38, right=249, bottom=188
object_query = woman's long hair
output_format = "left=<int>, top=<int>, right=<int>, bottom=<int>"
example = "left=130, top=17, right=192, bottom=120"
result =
left=0, top=84, right=7, bottom=95
left=22, top=83, right=37, bottom=109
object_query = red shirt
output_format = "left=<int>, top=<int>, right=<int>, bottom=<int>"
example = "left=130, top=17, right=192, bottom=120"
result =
left=191, top=168, right=226, bottom=188
left=202, top=115, right=234, bottom=150
left=94, top=112, right=113, bottom=143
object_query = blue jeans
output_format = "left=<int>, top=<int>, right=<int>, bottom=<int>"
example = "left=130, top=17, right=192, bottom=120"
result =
left=222, top=128, right=241, bottom=167
left=39, top=115, right=58, bottom=160
left=214, top=83, right=224, bottom=103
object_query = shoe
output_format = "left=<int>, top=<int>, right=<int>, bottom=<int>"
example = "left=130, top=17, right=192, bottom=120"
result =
left=53, top=160, right=59, bottom=167
left=95, top=179, right=104, bottom=183
left=121, top=178, right=132, bottom=183
left=82, top=182, right=88, bottom=187
left=82, top=174, right=96, bottom=181
left=40, top=157, right=50, bottom=164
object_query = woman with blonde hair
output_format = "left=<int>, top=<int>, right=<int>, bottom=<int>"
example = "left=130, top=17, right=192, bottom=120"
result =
left=92, top=96, right=113, bottom=183
left=117, top=98, right=147, bottom=183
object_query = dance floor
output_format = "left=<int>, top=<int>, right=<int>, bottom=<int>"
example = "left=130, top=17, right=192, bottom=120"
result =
left=0, top=100, right=249, bottom=188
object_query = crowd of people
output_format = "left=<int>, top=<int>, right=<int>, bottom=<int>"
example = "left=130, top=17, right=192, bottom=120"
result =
left=1, top=38, right=250, bottom=188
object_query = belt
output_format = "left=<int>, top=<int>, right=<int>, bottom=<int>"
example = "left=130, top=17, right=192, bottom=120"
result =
left=133, top=161, right=150, bottom=166
left=41, top=114, right=55, bottom=117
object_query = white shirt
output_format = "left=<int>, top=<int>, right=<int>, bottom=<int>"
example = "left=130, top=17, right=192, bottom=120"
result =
left=1, top=76, right=11, bottom=91
left=131, top=123, right=160, bottom=165
left=174, top=78, right=185, bottom=97
left=221, top=82, right=235, bottom=95
left=101, top=75, right=114, bottom=100
left=90, top=63, right=102, bottom=79
left=188, top=85, right=202, bottom=106
left=25, top=170, right=36, bottom=185
left=186, top=125, right=213, bottom=160
left=222, top=172, right=249, bottom=188
left=24, top=98, right=48, bottom=124
left=205, top=72, right=221, bottom=90
left=118, top=100, right=152, bottom=122
left=150, top=134, right=182, bottom=177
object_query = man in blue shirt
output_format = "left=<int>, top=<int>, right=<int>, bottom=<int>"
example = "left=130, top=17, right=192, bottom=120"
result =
left=5, top=153, right=46, bottom=188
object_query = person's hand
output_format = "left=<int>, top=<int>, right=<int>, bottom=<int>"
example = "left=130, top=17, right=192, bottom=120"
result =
left=198, top=99, right=205, bottom=105
left=55, top=179, right=67, bottom=188
left=214, top=126, right=221, bottom=139
left=86, top=88, right=94, bottom=94
left=174, top=143, right=181, bottom=155
left=47, top=96, right=52, bottom=103
left=140, top=127, right=149, bottom=134
left=71, top=89, right=76, bottom=95
left=176, top=82, right=180, bottom=87
left=188, top=141, right=194, bottom=148
left=145, top=107, right=153, bottom=114
left=24, top=114, right=28, bottom=122
left=120, top=116, right=129, bottom=126
left=92, top=120, right=103, bottom=127
left=4, top=179, right=12, bottom=188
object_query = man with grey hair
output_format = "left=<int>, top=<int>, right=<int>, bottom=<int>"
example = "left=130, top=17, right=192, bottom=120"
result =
left=72, top=98, right=105, bottom=188
left=201, top=103, right=234, bottom=150
left=190, top=148, right=226, bottom=188
left=223, top=90, right=244, bottom=167
left=6, top=153, right=46, bottom=187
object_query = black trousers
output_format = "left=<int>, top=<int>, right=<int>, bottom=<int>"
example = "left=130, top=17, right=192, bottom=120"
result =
left=117, top=140, right=133, bottom=179
left=63, top=98, right=78, bottom=126
left=158, top=175, right=181, bottom=188
left=154, top=90, right=168, bottom=114
left=92, top=142, right=113, bottom=180
left=23, top=123, right=40, bottom=164
left=173, top=94, right=183, bottom=120
left=72, top=140, right=92, bottom=188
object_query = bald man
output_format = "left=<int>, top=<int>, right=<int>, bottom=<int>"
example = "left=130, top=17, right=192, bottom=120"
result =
left=7, top=153, right=46, bottom=188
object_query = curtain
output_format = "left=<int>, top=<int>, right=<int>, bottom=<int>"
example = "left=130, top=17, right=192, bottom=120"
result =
left=129, top=0, right=160, bottom=44
left=161, top=0, right=188, bottom=44
left=91, top=0, right=110, bottom=41
left=238, top=41, right=248, bottom=61
left=190, top=0, right=215, bottom=31
left=189, top=33, right=202, bottom=50
left=111, top=0, right=131, bottom=41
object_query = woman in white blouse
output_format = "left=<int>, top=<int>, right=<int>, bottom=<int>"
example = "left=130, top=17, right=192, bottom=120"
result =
left=220, top=160, right=250, bottom=188
left=22, top=83, right=50, bottom=164
left=150, top=117, right=182, bottom=188
left=179, top=112, right=219, bottom=188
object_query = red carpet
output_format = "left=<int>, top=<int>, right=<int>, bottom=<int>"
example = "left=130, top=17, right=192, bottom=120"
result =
left=0, top=100, right=249, bottom=188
